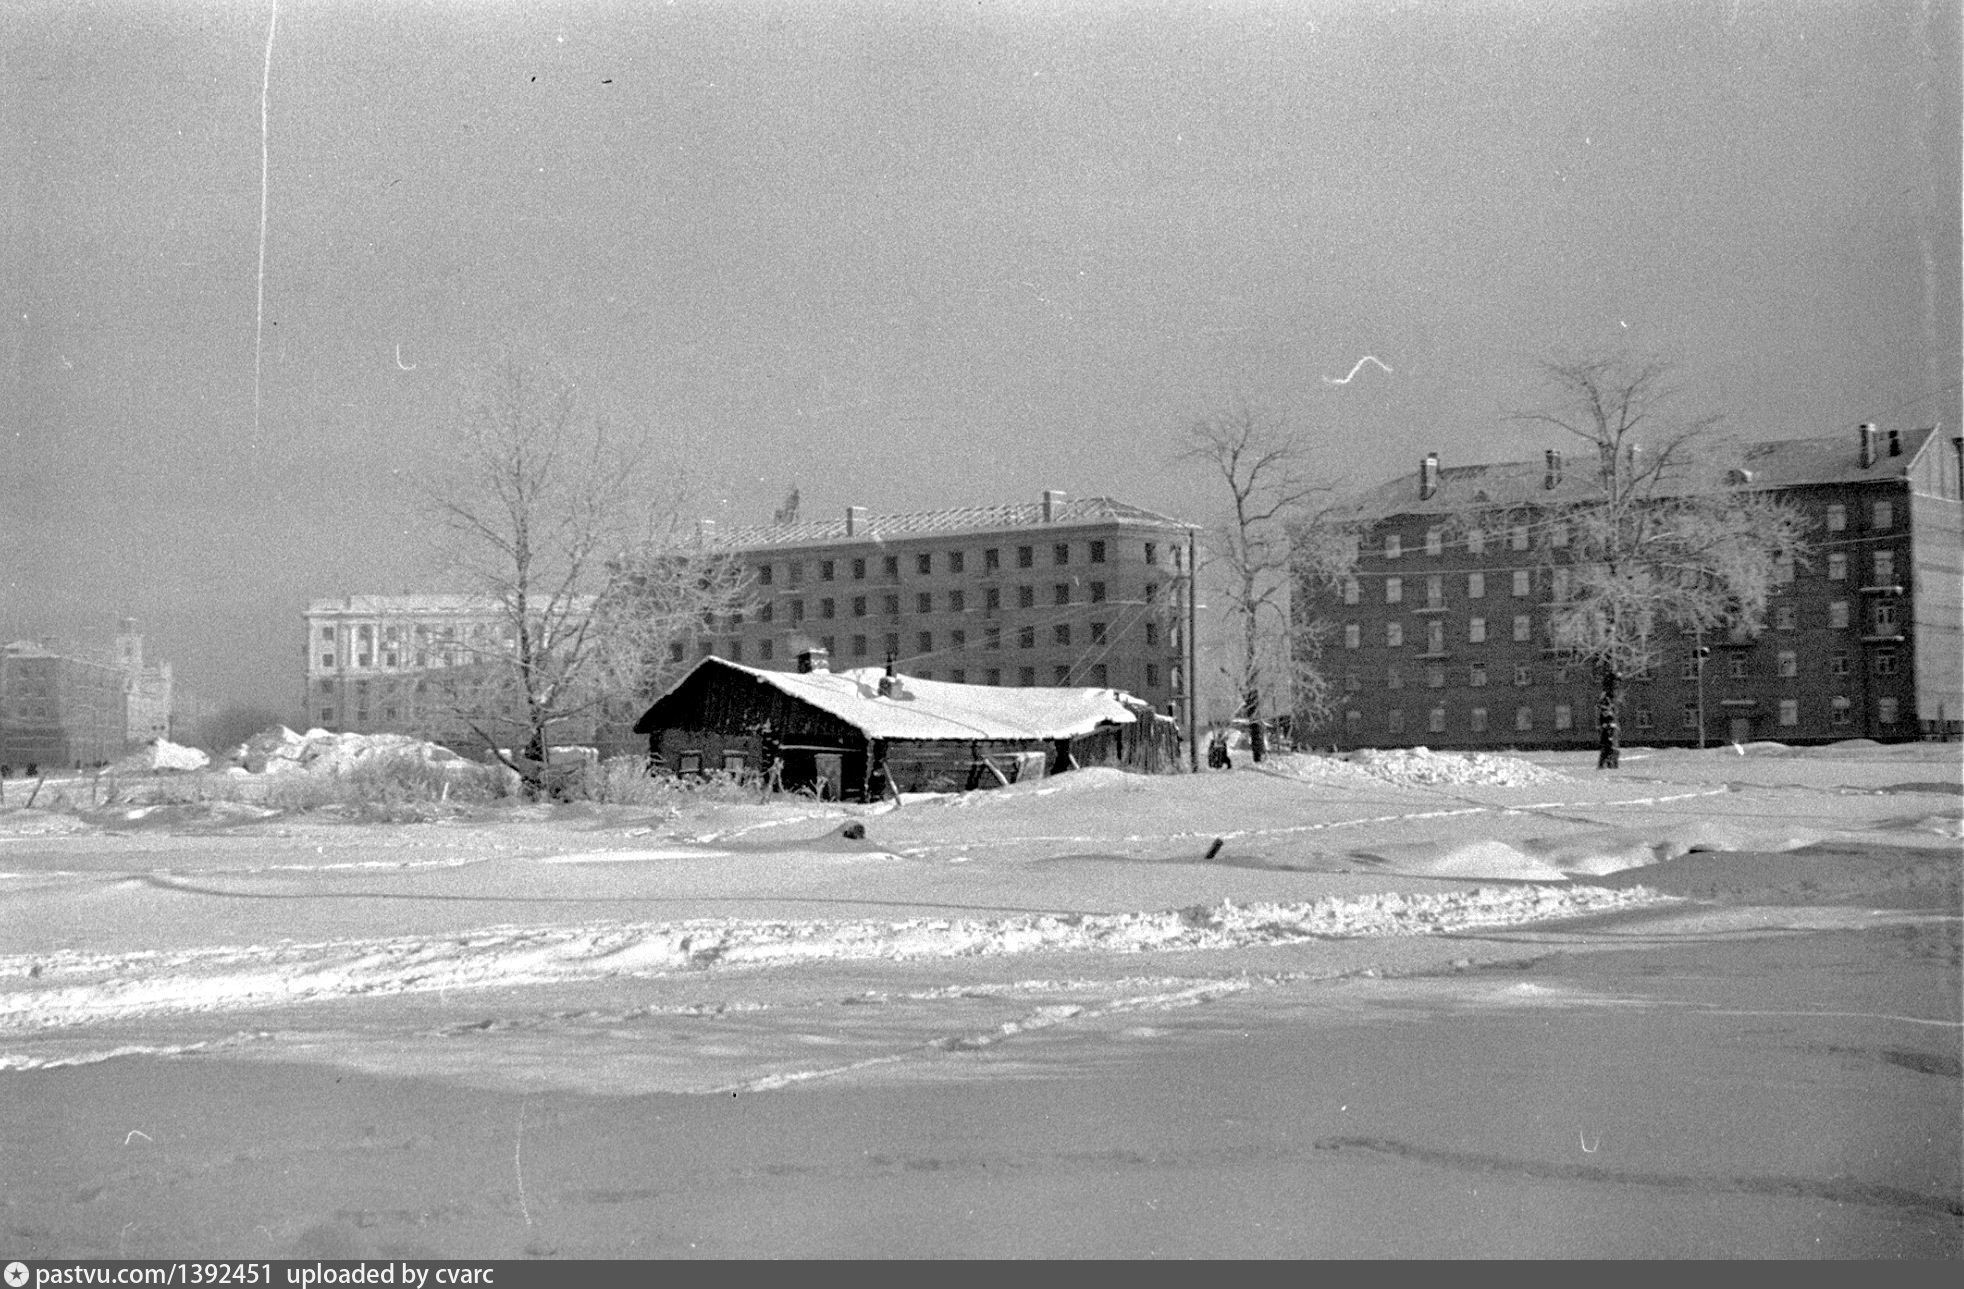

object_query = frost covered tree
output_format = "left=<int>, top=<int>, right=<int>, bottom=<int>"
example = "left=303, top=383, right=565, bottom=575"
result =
left=1177, top=401, right=1347, bottom=758
left=1499, top=354, right=1810, bottom=766
left=415, top=349, right=750, bottom=794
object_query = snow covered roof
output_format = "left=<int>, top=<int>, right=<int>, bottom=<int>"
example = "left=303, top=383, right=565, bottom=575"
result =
left=636, top=657, right=1148, bottom=742
left=711, top=496, right=1194, bottom=551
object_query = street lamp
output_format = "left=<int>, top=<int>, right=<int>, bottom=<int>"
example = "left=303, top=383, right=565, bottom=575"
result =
left=1694, top=633, right=1711, bottom=750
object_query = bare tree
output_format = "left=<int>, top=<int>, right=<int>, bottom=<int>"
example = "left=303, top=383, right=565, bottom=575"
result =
left=1177, top=401, right=1341, bottom=759
left=1501, top=354, right=1810, bottom=766
left=416, top=349, right=751, bottom=794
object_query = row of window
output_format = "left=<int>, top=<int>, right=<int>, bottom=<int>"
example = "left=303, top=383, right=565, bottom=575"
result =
left=1347, top=647, right=1899, bottom=693
left=1347, top=694, right=1898, bottom=737
left=1370, top=501, right=1899, bottom=563
left=1343, top=551, right=1896, bottom=606
left=1340, top=598, right=1902, bottom=654
left=677, top=619, right=1176, bottom=665
left=753, top=539, right=1179, bottom=587
left=746, top=579, right=1162, bottom=624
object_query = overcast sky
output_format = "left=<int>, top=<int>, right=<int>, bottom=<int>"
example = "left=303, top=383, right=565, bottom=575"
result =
left=3, top=0, right=1957, bottom=721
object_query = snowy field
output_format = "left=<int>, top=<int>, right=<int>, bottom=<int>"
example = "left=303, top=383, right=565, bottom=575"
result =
left=0, top=741, right=1957, bottom=1256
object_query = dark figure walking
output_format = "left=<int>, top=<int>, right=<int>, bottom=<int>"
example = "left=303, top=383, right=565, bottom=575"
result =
left=1596, top=697, right=1620, bottom=771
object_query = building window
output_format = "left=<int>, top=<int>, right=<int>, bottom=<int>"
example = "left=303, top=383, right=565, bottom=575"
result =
left=1426, top=620, right=1444, bottom=654
left=951, top=668, right=967, bottom=683
left=1470, top=707, right=1488, bottom=733
left=852, top=634, right=867, bottom=657
left=1054, top=583, right=1071, bottom=606
left=986, top=668, right=1001, bottom=686
left=1468, top=616, right=1486, bottom=644
left=757, top=565, right=773, bottom=586
left=1469, top=663, right=1488, bottom=687
left=985, top=587, right=1001, bottom=613
left=1018, top=626, right=1036, bottom=649
left=1466, top=527, right=1486, bottom=556
left=1425, top=574, right=1444, bottom=608
left=789, top=561, right=804, bottom=585
left=1827, top=552, right=1846, bottom=581
left=1054, top=624, right=1071, bottom=646
left=790, top=600, right=804, bottom=623
left=1874, top=650, right=1897, bottom=676
left=984, top=549, right=1000, bottom=573
left=1512, top=569, right=1531, bottom=597
left=759, top=602, right=774, bottom=624
left=1343, top=578, right=1360, bottom=605
left=1829, top=600, right=1849, bottom=629
left=321, top=653, right=335, bottom=668
left=1091, top=663, right=1107, bottom=685
left=1515, top=705, right=1533, bottom=732
left=1634, top=707, right=1653, bottom=731
left=820, top=560, right=835, bottom=581
left=320, top=707, right=335, bottom=723
left=1514, top=664, right=1531, bottom=687
left=1049, top=665, right=1067, bottom=684
left=1774, top=604, right=1795, bottom=630
left=1829, top=652, right=1849, bottom=676
left=949, top=551, right=965, bottom=574
left=1384, top=534, right=1402, bottom=560
left=699, top=639, right=714, bottom=657
left=1778, top=698, right=1799, bottom=727
left=851, top=557, right=866, bottom=580
left=1509, top=524, right=1529, bottom=551
left=852, top=596, right=867, bottom=618
left=1872, top=550, right=1895, bottom=583
left=1017, top=545, right=1034, bottom=569
left=884, top=594, right=900, bottom=616
left=1387, top=665, right=1404, bottom=690
left=1777, top=650, right=1797, bottom=678
left=1145, top=663, right=1159, bottom=687
left=1513, top=615, right=1531, bottom=642
left=883, top=555, right=900, bottom=579
left=1144, top=583, right=1158, bottom=605
left=1145, top=542, right=1160, bottom=566
left=884, top=632, right=900, bottom=658
left=1016, top=585, right=1035, bottom=610
left=917, top=553, right=933, bottom=575
left=1681, top=655, right=1698, bottom=680
left=1387, top=707, right=1405, bottom=734
left=1087, top=581, right=1105, bottom=604
left=1728, top=654, right=1748, bottom=679
left=1771, top=552, right=1794, bottom=585
left=1053, top=542, right=1070, bottom=566
left=1825, top=503, right=1845, bottom=532
left=1344, top=670, right=1361, bottom=692
left=985, top=626, right=1001, bottom=650
left=1548, top=521, right=1569, bottom=549
left=1425, top=528, right=1443, bottom=556
left=1467, top=572, right=1485, bottom=599
left=1090, top=621, right=1107, bottom=645
left=1873, top=601, right=1897, bottom=632
left=917, top=592, right=933, bottom=614
left=1386, top=622, right=1404, bottom=648
left=821, top=598, right=836, bottom=620
left=729, top=641, right=743, bottom=662
left=1682, top=703, right=1699, bottom=729
left=1878, top=696, right=1898, bottom=724
left=1145, top=622, right=1159, bottom=646
left=1554, top=703, right=1573, bottom=731
left=1345, top=624, right=1361, bottom=649
left=759, top=640, right=774, bottom=661
left=1426, top=663, right=1446, bottom=689
left=1385, top=576, right=1403, bottom=604
left=950, top=629, right=966, bottom=650
left=1428, top=705, right=1446, bottom=733
left=1830, top=695, right=1850, bottom=725
left=949, top=590, right=965, bottom=613
left=320, top=627, right=335, bottom=643
left=1873, top=500, right=1893, bottom=530
left=905, top=630, right=924, bottom=655
left=1089, top=541, right=1106, bottom=564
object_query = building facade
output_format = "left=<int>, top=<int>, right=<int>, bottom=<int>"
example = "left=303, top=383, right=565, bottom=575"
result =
left=697, top=492, right=1198, bottom=721
left=1, top=623, right=182, bottom=771
left=1295, top=424, right=1963, bottom=750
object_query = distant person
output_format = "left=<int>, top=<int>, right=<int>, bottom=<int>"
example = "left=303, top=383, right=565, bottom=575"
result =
left=1207, top=729, right=1232, bottom=770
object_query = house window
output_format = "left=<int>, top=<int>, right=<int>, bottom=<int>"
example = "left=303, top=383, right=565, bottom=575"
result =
left=1777, top=650, right=1797, bottom=678
left=1778, top=698, right=1799, bottom=727
left=1874, top=650, right=1897, bottom=676
left=320, top=627, right=335, bottom=643
left=950, top=629, right=966, bottom=650
left=1053, top=543, right=1070, bottom=566
left=1425, top=575, right=1443, bottom=608
left=820, top=560, right=835, bottom=581
left=949, top=590, right=965, bottom=613
left=1513, top=615, right=1531, bottom=642
left=1386, top=622, right=1404, bottom=647
left=1825, top=503, right=1845, bottom=532
left=1013, top=585, right=1032, bottom=609
left=1682, top=703, right=1699, bottom=729
left=1469, top=663, right=1488, bottom=688
left=883, top=632, right=900, bottom=657
left=1425, top=528, right=1443, bottom=556
left=1873, top=500, right=1893, bottom=530
left=1018, top=626, right=1036, bottom=649
left=917, top=592, right=933, bottom=614
left=1873, top=601, right=1897, bottom=632
left=917, top=553, right=933, bottom=575
left=917, top=630, right=933, bottom=654
left=1828, top=552, right=1846, bottom=581
left=1385, top=576, right=1403, bottom=604
left=1509, top=524, right=1529, bottom=551
left=668, top=642, right=685, bottom=663
left=884, top=594, right=900, bottom=616
left=1681, top=655, right=1698, bottom=680
left=852, top=634, right=867, bottom=657
left=321, top=653, right=335, bottom=668
left=1386, top=665, right=1404, bottom=690
left=1054, top=624, right=1071, bottom=646
left=1384, top=534, right=1402, bottom=560
left=1145, top=543, right=1159, bottom=566
left=1089, top=541, right=1106, bottom=564
left=1428, top=706, right=1446, bottom=733
left=985, top=626, right=1001, bottom=650
left=1774, top=605, right=1795, bottom=630
left=1091, top=663, right=1107, bottom=685
left=1343, top=579, right=1360, bottom=605
left=1466, top=527, right=1486, bottom=556
left=1467, top=572, right=1485, bottom=599
left=1051, top=665, right=1069, bottom=684
left=950, top=551, right=965, bottom=574
left=1728, top=653, right=1748, bottom=679
left=788, top=561, right=804, bottom=585
left=1090, top=621, right=1107, bottom=645
left=790, top=600, right=804, bottom=623
left=1091, top=581, right=1107, bottom=603
left=1512, top=569, right=1531, bottom=597
left=1426, top=621, right=1444, bottom=654
left=759, top=602, right=773, bottom=624
left=1145, top=663, right=1160, bottom=687
left=677, top=751, right=703, bottom=775
left=883, top=555, right=900, bottom=579
left=1426, top=663, right=1446, bottom=689
left=986, top=587, right=1001, bottom=612
left=1830, top=695, right=1851, bottom=725
left=986, top=668, right=1001, bottom=686
left=820, top=598, right=836, bottom=620
left=852, top=558, right=867, bottom=580
left=1054, top=583, right=1071, bottom=606
left=320, top=707, right=335, bottom=723
left=1878, top=697, right=1899, bottom=724
left=984, top=549, right=1000, bottom=573
left=1548, top=522, right=1569, bottom=549
left=1828, top=652, right=1849, bottom=676
left=1144, top=583, right=1158, bottom=605
left=853, top=596, right=867, bottom=618
left=1387, top=708, right=1405, bottom=734
left=1772, top=552, right=1794, bottom=585
left=1872, top=550, right=1895, bottom=583
left=758, top=640, right=773, bottom=661
left=1634, top=707, right=1653, bottom=731
left=1829, top=600, right=1849, bottom=629
left=1554, top=703, right=1573, bottom=731
left=1017, top=545, right=1034, bottom=569
left=1145, top=621, right=1159, bottom=646
left=1514, top=664, right=1531, bottom=687
left=1515, top=705, right=1533, bottom=732
left=951, top=668, right=967, bottom=683
left=1470, top=707, right=1488, bottom=733
left=758, top=564, right=773, bottom=586
left=1345, top=624, right=1361, bottom=649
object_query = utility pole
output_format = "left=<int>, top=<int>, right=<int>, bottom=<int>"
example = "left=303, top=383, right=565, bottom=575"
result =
left=1694, top=628, right=1709, bottom=750
left=1186, top=525, right=1199, bottom=772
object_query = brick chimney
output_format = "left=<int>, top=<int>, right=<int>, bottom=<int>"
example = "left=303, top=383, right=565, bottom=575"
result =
left=846, top=505, right=867, bottom=536
left=1858, top=422, right=1878, bottom=469
left=1042, top=489, right=1067, bottom=522
left=1419, top=453, right=1439, bottom=500
left=1887, top=428, right=1902, bottom=457
left=796, top=647, right=830, bottom=674
left=1543, top=449, right=1562, bottom=489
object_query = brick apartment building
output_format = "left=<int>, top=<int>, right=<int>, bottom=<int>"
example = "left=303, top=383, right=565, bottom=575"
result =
left=1295, top=424, right=1963, bottom=750
left=697, top=491, right=1198, bottom=719
left=0, top=622, right=176, bottom=771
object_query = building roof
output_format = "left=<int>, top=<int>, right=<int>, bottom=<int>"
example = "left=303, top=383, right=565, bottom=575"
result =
left=710, top=496, right=1195, bottom=551
left=635, top=656, right=1148, bottom=742
left=305, top=593, right=598, bottom=616
left=1351, top=427, right=1939, bottom=519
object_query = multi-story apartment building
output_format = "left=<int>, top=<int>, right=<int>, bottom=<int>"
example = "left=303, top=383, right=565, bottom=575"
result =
left=1296, top=424, right=1962, bottom=749
left=1, top=632, right=168, bottom=772
left=698, top=491, right=1198, bottom=719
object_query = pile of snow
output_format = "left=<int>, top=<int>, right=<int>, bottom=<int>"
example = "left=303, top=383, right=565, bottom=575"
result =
left=1350, top=747, right=1568, bottom=788
left=231, top=726, right=467, bottom=776
left=106, top=739, right=209, bottom=774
